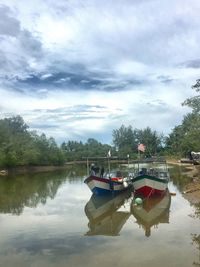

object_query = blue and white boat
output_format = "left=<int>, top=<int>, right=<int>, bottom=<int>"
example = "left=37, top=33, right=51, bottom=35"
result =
left=84, top=170, right=132, bottom=195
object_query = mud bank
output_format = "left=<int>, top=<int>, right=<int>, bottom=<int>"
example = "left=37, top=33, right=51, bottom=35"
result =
left=181, top=164, right=200, bottom=204
left=167, top=159, right=200, bottom=204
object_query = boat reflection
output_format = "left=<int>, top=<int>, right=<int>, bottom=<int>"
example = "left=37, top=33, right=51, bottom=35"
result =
left=85, top=189, right=131, bottom=236
left=131, top=191, right=171, bottom=237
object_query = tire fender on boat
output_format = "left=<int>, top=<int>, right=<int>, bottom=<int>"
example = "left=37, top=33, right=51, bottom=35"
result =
left=123, top=181, right=128, bottom=188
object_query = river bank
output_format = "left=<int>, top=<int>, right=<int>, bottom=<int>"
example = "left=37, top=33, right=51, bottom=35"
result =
left=182, top=165, right=200, bottom=204
left=0, top=164, right=75, bottom=176
left=0, top=159, right=131, bottom=176
left=167, top=159, right=200, bottom=204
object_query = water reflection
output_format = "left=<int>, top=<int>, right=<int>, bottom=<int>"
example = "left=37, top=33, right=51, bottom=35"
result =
left=85, top=190, right=131, bottom=236
left=0, top=171, right=67, bottom=215
left=192, top=202, right=200, bottom=219
left=131, top=192, right=171, bottom=237
left=169, top=164, right=193, bottom=191
left=192, top=234, right=200, bottom=266
left=85, top=188, right=172, bottom=237
left=169, top=165, right=200, bottom=266
left=65, top=164, right=88, bottom=182
left=0, top=164, right=199, bottom=267
left=190, top=203, right=200, bottom=266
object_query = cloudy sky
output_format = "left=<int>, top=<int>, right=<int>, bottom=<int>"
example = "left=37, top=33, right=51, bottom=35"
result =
left=0, top=0, right=200, bottom=144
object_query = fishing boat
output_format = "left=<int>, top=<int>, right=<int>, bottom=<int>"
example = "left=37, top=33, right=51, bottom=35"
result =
left=131, top=190, right=171, bottom=237
left=131, top=158, right=170, bottom=198
left=84, top=170, right=133, bottom=195
left=85, top=189, right=131, bottom=236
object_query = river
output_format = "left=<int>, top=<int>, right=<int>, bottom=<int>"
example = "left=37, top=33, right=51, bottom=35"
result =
left=0, top=165, right=199, bottom=267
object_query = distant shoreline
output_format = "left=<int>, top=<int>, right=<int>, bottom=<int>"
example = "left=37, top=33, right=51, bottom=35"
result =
left=1, top=159, right=200, bottom=206
left=0, top=164, right=76, bottom=176
left=0, top=159, right=132, bottom=176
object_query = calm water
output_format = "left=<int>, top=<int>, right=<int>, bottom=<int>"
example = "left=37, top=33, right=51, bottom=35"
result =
left=0, top=165, right=200, bottom=267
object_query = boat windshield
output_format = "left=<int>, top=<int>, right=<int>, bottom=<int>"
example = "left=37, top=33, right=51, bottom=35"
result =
left=105, top=171, right=129, bottom=179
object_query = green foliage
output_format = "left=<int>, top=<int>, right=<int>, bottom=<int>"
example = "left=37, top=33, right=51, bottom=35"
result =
left=112, top=125, right=163, bottom=157
left=112, top=125, right=138, bottom=156
left=166, top=112, right=200, bottom=156
left=61, top=138, right=112, bottom=160
left=0, top=116, right=65, bottom=167
left=136, top=127, right=164, bottom=155
left=166, top=79, right=200, bottom=156
left=182, top=79, right=200, bottom=112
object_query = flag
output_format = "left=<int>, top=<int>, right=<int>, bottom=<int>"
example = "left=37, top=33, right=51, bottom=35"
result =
left=138, top=143, right=146, bottom=152
left=107, top=150, right=111, bottom=158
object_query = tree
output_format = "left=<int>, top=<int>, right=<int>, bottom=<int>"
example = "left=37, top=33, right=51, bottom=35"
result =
left=136, top=127, right=163, bottom=155
left=166, top=113, right=200, bottom=156
left=0, top=116, right=65, bottom=167
left=0, top=116, right=31, bottom=166
left=182, top=79, right=200, bottom=112
left=165, top=125, right=184, bottom=155
left=166, top=80, right=200, bottom=156
left=112, top=125, right=138, bottom=156
left=112, top=125, right=163, bottom=157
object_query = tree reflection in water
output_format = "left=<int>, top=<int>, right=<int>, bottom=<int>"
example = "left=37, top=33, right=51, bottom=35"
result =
left=193, top=202, right=200, bottom=219
left=169, top=165, right=191, bottom=191
left=190, top=200, right=200, bottom=267
left=0, top=171, right=67, bottom=215
left=192, top=234, right=200, bottom=266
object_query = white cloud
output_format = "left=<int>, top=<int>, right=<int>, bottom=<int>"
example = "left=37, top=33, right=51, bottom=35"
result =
left=40, top=73, right=53, bottom=80
left=0, top=0, right=200, bottom=143
left=0, top=78, right=193, bottom=143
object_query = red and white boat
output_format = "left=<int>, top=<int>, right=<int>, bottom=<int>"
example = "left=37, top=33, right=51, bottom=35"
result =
left=132, top=159, right=170, bottom=198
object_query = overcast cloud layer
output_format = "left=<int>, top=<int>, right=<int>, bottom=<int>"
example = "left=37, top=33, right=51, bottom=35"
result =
left=0, top=0, right=200, bottom=143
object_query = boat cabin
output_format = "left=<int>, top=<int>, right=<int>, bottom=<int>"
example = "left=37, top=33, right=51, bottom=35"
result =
left=135, top=165, right=170, bottom=181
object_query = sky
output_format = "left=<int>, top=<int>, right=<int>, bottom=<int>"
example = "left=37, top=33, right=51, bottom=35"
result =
left=0, top=0, right=200, bottom=144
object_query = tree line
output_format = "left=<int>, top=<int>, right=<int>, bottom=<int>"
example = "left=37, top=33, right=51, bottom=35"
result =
left=0, top=116, right=65, bottom=167
left=166, top=79, right=200, bottom=157
left=0, top=79, right=199, bottom=167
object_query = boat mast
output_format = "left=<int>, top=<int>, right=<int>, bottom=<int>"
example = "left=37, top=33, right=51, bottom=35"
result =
left=107, top=150, right=111, bottom=177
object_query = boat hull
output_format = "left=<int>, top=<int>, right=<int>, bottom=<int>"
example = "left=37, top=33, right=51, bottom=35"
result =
left=85, top=190, right=131, bottom=222
left=132, top=175, right=168, bottom=198
left=84, top=175, right=130, bottom=195
left=85, top=190, right=131, bottom=236
left=131, top=191, right=171, bottom=236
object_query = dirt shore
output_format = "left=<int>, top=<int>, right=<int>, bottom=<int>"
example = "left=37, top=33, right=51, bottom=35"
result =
left=182, top=164, right=200, bottom=204
left=167, top=159, right=200, bottom=204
